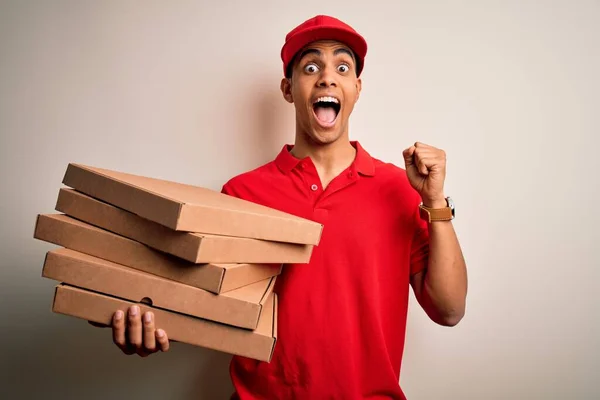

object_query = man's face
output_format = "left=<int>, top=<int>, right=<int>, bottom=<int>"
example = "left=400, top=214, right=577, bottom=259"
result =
left=281, top=40, right=362, bottom=145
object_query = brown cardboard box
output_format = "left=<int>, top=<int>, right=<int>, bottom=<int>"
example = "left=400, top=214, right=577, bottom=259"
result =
left=52, top=284, right=278, bottom=362
left=43, top=248, right=274, bottom=330
left=62, top=163, right=323, bottom=244
left=34, top=214, right=281, bottom=293
left=55, top=188, right=314, bottom=264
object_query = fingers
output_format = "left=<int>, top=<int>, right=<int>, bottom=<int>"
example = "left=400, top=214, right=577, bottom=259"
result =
left=402, top=146, right=416, bottom=167
left=112, top=310, right=125, bottom=345
left=111, top=306, right=169, bottom=357
left=417, top=157, right=431, bottom=175
left=156, top=329, right=170, bottom=352
left=410, top=142, right=446, bottom=176
left=112, top=310, right=135, bottom=355
left=142, top=312, right=157, bottom=353
left=127, top=305, right=144, bottom=355
left=413, top=142, right=445, bottom=161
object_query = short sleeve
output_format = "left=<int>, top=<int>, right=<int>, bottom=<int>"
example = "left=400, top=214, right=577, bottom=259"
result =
left=221, top=183, right=232, bottom=195
left=410, top=205, right=430, bottom=276
left=221, top=181, right=238, bottom=197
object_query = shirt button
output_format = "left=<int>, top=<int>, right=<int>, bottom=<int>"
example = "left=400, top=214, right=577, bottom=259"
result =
left=311, top=184, right=318, bottom=191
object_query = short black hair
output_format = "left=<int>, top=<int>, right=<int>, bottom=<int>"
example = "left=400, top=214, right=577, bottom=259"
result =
left=285, top=47, right=360, bottom=79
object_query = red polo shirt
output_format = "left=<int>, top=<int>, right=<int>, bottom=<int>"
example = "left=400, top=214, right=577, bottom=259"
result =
left=222, top=141, right=429, bottom=400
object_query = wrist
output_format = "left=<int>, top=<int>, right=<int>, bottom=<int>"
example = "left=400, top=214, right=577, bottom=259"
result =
left=421, top=196, right=447, bottom=209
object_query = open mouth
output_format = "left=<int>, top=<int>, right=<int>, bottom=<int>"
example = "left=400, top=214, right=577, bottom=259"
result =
left=312, top=96, right=341, bottom=126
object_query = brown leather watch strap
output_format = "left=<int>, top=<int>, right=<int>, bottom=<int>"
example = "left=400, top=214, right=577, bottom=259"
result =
left=419, top=204, right=454, bottom=222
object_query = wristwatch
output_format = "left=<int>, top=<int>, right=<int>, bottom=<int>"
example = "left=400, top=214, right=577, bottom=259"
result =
left=419, top=197, right=455, bottom=223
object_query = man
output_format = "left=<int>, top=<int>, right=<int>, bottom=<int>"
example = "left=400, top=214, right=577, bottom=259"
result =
left=109, top=15, right=468, bottom=399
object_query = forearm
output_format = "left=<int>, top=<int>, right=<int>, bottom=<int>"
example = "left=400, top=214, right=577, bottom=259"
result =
left=421, top=219, right=468, bottom=326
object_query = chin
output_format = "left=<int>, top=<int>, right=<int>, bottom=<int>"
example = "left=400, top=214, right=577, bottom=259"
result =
left=310, top=114, right=349, bottom=144
left=307, top=126, right=345, bottom=145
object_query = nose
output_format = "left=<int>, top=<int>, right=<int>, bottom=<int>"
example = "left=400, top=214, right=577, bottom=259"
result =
left=316, top=65, right=337, bottom=88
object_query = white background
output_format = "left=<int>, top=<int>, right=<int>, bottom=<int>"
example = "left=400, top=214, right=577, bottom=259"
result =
left=1, top=1, right=598, bottom=399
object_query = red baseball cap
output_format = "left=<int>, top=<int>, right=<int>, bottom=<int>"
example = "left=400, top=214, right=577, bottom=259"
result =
left=281, top=15, right=368, bottom=77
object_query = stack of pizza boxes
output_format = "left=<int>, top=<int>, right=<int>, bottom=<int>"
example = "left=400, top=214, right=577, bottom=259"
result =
left=34, top=163, right=322, bottom=362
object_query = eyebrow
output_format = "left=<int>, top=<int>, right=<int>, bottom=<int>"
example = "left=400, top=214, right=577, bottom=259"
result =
left=334, top=48, right=355, bottom=61
left=298, top=48, right=321, bottom=61
left=298, top=47, right=356, bottom=63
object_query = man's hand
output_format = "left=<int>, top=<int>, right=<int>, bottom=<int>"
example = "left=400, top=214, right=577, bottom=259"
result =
left=402, top=142, right=447, bottom=208
left=90, top=306, right=170, bottom=356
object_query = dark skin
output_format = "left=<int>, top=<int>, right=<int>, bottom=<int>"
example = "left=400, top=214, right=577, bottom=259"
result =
left=92, top=39, right=466, bottom=358
left=280, top=40, right=362, bottom=189
left=281, top=40, right=467, bottom=326
left=89, top=306, right=169, bottom=357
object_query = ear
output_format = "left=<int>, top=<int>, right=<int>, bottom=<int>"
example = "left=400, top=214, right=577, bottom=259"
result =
left=280, top=78, right=294, bottom=103
left=355, top=77, right=362, bottom=102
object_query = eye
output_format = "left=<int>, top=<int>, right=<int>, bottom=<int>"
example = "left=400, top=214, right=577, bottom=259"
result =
left=338, top=64, right=350, bottom=73
left=304, top=63, right=319, bottom=74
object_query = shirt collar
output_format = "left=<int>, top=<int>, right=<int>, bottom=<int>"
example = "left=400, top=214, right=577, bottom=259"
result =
left=275, top=141, right=375, bottom=177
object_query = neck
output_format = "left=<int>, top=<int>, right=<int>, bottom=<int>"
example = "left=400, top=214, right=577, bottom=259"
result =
left=291, top=130, right=357, bottom=189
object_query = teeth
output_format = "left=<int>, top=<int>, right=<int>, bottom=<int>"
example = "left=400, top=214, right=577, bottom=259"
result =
left=315, top=96, right=339, bottom=104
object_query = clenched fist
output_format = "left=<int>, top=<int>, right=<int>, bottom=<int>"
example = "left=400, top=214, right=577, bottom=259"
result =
left=402, top=142, right=447, bottom=208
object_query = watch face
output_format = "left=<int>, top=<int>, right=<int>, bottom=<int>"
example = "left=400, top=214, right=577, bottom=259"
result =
left=447, top=197, right=455, bottom=217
